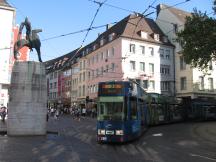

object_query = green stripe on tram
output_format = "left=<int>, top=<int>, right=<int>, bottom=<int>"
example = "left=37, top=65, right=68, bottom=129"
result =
left=99, top=96, right=124, bottom=102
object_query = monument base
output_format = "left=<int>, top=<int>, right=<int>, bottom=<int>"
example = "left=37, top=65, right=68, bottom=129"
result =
left=7, top=61, right=47, bottom=136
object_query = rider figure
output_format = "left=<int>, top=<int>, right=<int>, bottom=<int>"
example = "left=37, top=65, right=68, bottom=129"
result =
left=19, top=17, right=33, bottom=51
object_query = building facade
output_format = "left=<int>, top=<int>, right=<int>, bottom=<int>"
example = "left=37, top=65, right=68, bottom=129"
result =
left=156, top=4, right=216, bottom=100
left=46, top=14, right=176, bottom=107
left=0, top=1, right=15, bottom=106
left=75, top=14, right=175, bottom=104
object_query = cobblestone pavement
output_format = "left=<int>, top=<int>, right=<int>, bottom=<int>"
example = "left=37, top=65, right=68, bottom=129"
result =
left=0, top=115, right=216, bottom=162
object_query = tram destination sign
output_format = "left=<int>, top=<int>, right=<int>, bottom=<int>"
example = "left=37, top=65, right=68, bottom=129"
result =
left=99, top=83, right=124, bottom=95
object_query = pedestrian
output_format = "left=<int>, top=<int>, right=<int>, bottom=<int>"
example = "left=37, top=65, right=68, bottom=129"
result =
left=82, top=107, right=86, bottom=117
left=54, top=109, right=60, bottom=120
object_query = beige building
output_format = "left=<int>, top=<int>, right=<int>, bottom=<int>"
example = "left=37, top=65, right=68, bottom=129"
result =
left=156, top=4, right=216, bottom=100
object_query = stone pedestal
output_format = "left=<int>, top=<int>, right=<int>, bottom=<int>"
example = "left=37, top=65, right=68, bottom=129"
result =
left=7, top=61, right=47, bottom=136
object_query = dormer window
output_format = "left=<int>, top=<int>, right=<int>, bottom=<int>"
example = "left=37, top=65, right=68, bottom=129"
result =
left=108, top=33, right=115, bottom=41
left=154, top=34, right=160, bottom=41
left=140, top=31, right=148, bottom=39
left=86, top=48, right=89, bottom=54
left=100, top=37, right=105, bottom=46
left=162, top=36, right=168, bottom=43
left=93, top=44, right=98, bottom=50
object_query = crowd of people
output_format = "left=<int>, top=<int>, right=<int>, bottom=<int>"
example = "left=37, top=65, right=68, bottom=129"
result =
left=47, top=106, right=97, bottom=121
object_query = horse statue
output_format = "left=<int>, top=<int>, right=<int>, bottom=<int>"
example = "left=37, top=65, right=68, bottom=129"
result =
left=14, top=17, right=43, bottom=62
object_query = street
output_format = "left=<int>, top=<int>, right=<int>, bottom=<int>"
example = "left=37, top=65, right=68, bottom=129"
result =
left=0, top=115, right=216, bottom=162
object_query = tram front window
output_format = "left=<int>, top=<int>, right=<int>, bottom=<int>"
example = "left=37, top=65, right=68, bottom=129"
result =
left=98, top=102, right=125, bottom=121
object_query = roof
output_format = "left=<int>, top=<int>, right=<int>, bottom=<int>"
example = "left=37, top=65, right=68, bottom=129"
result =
left=121, top=14, right=171, bottom=45
left=45, top=14, right=173, bottom=73
left=157, top=4, right=191, bottom=23
left=0, top=0, right=12, bottom=7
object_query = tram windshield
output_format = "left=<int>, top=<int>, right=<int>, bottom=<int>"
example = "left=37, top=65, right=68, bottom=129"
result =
left=97, top=102, right=125, bottom=121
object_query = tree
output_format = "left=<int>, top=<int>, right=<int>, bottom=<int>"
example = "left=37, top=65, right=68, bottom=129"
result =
left=176, top=1, right=216, bottom=70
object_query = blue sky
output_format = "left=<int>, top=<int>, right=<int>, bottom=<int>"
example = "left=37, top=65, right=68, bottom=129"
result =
left=8, top=0, right=214, bottom=62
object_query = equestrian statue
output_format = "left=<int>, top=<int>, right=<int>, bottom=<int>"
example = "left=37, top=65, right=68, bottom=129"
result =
left=14, top=17, right=43, bottom=62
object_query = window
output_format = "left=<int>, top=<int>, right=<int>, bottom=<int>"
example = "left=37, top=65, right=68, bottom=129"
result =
left=199, top=76, right=204, bottom=90
left=54, top=72, right=57, bottom=78
left=105, top=49, right=109, bottom=58
left=50, top=73, right=53, bottom=79
left=96, top=54, right=99, bottom=62
left=140, top=46, right=145, bottom=54
left=208, top=78, right=214, bottom=91
left=161, top=81, right=170, bottom=91
left=180, top=56, right=186, bottom=70
left=83, top=85, right=85, bottom=96
left=79, top=73, right=82, bottom=82
left=54, top=82, right=57, bottom=89
left=140, top=62, right=145, bottom=71
left=101, top=67, right=104, bottom=76
left=88, top=71, right=91, bottom=80
left=92, top=70, right=95, bottom=78
left=154, top=34, right=159, bottom=41
left=80, top=62, right=82, bottom=70
left=141, top=31, right=148, bottom=39
left=159, top=49, right=164, bottom=58
left=111, top=63, right=115, bottom=72
left=100, top=38, right=104, bottom=46
left=91, top=56, right=94, bottom=65
left=149, top=63, right=154, bottom=74
left=130, top=98, right=137, bottom=120
left=111, top=47, right=115, bottom=56
left=143, top=80, right=148, bottom=89
left=180, top=77, right=187, bottom=90
left=209, top=61, right=213, bottom=70
left=106, top=65, right=109, bottom=72
left=160, top=65, right=170, bottom=75
left=108, top=34, right=113, bottom=41
left=50, top=83, right=53, bottom=89
left=83, top=72, right=85, bottom=81
left=83, top=60, right=86, bottom=69
left=93, top=85, right=96, bottom=93
left=165, top=50, right=170, bottom=59
left=88, top=59, right=90, bottom=66
left=173, top=23, right=178, bottom=33
left=130, top=61, right=136, bottom=71
left=149, top=47, right=154, bottom=56
left=96, top=69, right=99, bottom=77
left=130, top=44, right=135, bottom=53
left=149, top=81, right=155, bottom=90
left=79, top=86, right=81, bottom=96
left=101, top=52, right=104, bottom=60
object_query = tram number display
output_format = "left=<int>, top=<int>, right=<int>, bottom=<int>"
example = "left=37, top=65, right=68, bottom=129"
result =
left=101, top=84, right=123, bottom=95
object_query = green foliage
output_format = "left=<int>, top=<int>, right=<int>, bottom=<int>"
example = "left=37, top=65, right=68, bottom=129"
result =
left=176, top=8, right=216, bottom=70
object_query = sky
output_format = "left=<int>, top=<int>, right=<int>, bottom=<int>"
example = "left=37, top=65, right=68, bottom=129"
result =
left=7, top=0, right=215, bottom=62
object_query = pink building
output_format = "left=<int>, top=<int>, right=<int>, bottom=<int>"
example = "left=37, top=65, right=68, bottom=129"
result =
left=79, top=14, right=174, bottom=102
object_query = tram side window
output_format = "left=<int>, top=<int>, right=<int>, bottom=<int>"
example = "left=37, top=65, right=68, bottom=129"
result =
left=130, top=98, right=137, bottom=120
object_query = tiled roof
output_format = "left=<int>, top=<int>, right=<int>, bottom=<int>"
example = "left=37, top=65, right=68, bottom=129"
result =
left=45, top=14, right=173, bottom=73
left=122, top=14, right=171, bottom=45
left=0, top=0, right=12, bottom=7
left=158, top=4, right=191, bottom=23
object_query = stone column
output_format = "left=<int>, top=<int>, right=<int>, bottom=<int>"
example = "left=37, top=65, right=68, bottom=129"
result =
left=7, top=61, right=47, bottom=135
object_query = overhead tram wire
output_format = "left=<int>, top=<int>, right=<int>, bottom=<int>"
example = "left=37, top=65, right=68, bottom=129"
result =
left=88, top=0, right=137, bottom=13
left=62, top=0, right=108, bottom=69
left=42, top=22, right=117, bottom=42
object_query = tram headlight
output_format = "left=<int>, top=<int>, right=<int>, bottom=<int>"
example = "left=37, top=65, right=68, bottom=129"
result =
left=98, top=129, right=105, bottom=135
left=116, top=130, right=124, bottom=135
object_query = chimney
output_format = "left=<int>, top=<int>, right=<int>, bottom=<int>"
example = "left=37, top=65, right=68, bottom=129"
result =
left=106, top=24, right=112, bottom=30
left=156, top=4, right=163, bottom=17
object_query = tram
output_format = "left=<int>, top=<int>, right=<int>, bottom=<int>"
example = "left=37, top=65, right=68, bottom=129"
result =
left=96, top=80, right=216, bottom=143
left=97, top=81, right=149, bottom=143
